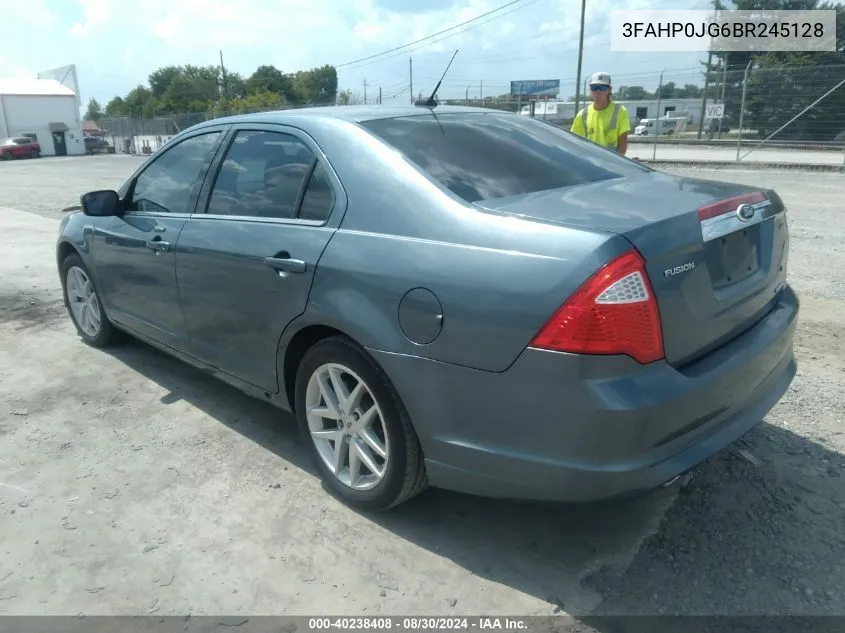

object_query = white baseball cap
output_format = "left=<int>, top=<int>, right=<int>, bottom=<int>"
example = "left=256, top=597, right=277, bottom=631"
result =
left=590, top=72, right=612, bottom=86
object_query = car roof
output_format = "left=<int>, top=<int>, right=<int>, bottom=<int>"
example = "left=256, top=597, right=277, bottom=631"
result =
left=193, top=104, right=509, bottom=128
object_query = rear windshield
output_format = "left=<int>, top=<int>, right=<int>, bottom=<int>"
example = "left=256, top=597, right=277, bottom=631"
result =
left=359, top=112, right=649, bottom=203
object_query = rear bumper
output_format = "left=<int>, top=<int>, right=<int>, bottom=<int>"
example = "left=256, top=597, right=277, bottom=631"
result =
left=369, top=284, right=798, bottom=503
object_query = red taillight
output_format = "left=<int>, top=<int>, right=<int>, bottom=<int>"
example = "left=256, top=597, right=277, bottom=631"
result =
left=696, top=191, right=766, bottom=221
left=529, top=249, right=664, bottom=364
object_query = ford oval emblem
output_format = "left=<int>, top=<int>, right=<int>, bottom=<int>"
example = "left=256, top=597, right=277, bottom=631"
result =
left=736, top=204, right=755, bottom=222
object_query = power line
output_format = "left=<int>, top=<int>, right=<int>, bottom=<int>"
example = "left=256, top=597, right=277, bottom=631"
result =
left=337, top=0, right=532, bottom=69
left=337, top=0, right=545, bottom=71
left=342, top=0, right=706, bottom=72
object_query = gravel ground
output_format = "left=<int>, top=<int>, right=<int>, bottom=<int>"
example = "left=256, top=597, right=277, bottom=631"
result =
left=0, top=156, right=842, bottom=619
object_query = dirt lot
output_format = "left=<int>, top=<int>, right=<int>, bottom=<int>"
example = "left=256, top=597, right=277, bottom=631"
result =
left=0, top=156, right=842, bottom=618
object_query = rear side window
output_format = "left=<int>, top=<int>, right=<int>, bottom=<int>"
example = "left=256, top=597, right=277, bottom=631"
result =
left=360, top=112, right=648, bottom=203
left=206, top=130, right=315, bottom=220
left=298, top=162, right=335, bottom=222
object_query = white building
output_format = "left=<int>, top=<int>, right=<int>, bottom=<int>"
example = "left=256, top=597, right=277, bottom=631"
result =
left=520, top=98, right=704, bottom=127
left=0, top=78, right=85, bottom=157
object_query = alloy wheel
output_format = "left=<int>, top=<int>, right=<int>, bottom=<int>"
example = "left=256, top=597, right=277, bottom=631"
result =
left=65, top=265, right=102, bottom=338
left=304, top=362, right=390, bottom=491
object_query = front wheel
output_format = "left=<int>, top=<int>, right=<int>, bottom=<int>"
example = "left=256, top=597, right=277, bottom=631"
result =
left=61, top=253, right=122, bottom=347
left=294, top=336, right=428, bottom=511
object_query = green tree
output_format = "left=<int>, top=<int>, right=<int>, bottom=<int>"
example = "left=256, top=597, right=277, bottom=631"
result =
left=291, top=65, right=338, bottom=104
left=616, top=85, right=654, bottom=100
left=703, top=0, right=845, bottom=140
left=104, top=96, right=127, bottom=117
left=225, top=72, right=247, bottom=100
left=148, top=65, right=182, bottom=99
left=103, top=62, right=339, bottom=119
left=336, top=89, right=353, bottom=105
left=123, top=85, right=155, bottom=119
left=656, top=81, right=677, bottom=99
left=676, top=84, right=703, bottom=99
left=246, top=65, right=293, bottom=100
left=84, top=97, right=103, bottom=121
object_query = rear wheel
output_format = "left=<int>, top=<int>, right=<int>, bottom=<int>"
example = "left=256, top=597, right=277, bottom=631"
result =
left=30, top=149, right=39, bottom=158
left=61, top=253, right=121, bottom=347
left=294, top=336, right=428, bottom=511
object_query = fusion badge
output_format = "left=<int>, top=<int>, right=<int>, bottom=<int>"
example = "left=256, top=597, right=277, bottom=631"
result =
left=664, top=261, right=695, bottom=277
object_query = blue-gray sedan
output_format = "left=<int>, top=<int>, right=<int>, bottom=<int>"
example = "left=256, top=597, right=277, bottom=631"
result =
left=56, top=105, right=798, bottom=511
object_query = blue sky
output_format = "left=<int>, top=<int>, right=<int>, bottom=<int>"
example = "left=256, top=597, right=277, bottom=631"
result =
left=0, top=0, right=712, bottom=108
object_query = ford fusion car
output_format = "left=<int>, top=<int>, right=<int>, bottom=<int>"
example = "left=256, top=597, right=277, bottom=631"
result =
left=56, top=105, right=798, bottom=511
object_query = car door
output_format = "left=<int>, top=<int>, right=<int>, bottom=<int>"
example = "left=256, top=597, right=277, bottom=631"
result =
left=87, top=128, right=226, bottom=351
left=174, top=124, right=346, bottom=393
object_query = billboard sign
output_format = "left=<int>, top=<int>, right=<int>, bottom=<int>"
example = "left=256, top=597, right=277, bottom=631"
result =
left=510, top=79, right=560, bottom=97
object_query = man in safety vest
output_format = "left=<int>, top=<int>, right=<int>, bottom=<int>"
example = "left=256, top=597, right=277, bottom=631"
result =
left=570, top=72, right=631, bottom=155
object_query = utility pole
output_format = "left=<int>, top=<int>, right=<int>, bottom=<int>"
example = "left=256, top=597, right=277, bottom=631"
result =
left=379, top=86, right=382, bottom=105
left=736, top=60, right=753, bottom=161
left=363, top=79, right=368, bottom=105
left=219, top=50, right=229, bottom=102
left=409, top=58, right=414, bottom=105
left=573, top=0, right=586, bottom=117
left=717, top=51, right=728, bottom=138
left=698, top=0, right=719, bottom=139
left=653, top=70, right=664, bottom=160
left=480, top=80, right=483, bottom=101
left=466, top=85, right=471, bottom=104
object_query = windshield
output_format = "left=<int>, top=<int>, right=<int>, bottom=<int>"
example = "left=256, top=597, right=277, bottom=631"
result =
left=359, top=111, right=649, bottom=203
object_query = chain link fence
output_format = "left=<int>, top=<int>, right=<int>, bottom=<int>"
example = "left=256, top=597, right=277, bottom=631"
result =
left=92, top=64, right=845, bottom=166
left=624, top=63, right=845, bottom=164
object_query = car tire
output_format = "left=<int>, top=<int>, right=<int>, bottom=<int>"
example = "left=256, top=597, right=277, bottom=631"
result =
left=294, top=336, right=428, bottom=512
left=31, top=150, right=39, bottom=158
left=60, top=253, right=122, bottom=348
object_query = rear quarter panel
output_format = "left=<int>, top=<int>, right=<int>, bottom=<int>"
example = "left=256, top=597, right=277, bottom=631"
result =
left=282, top=116, right=632, bottom=373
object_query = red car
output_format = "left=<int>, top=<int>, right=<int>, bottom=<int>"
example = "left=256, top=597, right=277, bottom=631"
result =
left=0, top=137, right=41, bottom=160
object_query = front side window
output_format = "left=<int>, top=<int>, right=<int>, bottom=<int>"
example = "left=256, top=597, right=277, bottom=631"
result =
left=206, top=130, right=315, bottom=219
left=130, top=131, right=221, bottom=214
left=360, top=112, right=649, bottom=203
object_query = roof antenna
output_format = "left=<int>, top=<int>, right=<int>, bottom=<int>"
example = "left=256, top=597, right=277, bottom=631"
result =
left=415, top=49, right=458, bottom=107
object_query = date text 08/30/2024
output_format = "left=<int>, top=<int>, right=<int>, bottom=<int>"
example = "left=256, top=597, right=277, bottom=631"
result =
left=308, top=617, right=529, bottom=631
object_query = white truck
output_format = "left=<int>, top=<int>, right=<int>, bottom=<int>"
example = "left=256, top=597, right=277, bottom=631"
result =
left=634, top=118, right=679, bottom=136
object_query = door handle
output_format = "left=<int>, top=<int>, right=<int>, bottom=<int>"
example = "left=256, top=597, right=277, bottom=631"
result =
left=153, top=225, right=167, bottom=233
left=263, top=255, right=306, bottom=274
left=146, top=239, right=170, bottom=253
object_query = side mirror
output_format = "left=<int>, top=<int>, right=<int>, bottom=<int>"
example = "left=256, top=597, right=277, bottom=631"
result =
left=81, top=190, right=120, bottom=217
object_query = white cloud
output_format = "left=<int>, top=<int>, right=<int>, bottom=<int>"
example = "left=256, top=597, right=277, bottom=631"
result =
left=0, top=0, right=707, bottom=105
left=538, top=21, right=564, bottom=33
left=2, top=0, right=55, bottom=27
left=0, top=57, right=32, bottom=79
left=70, top=0, right=110, bottom=37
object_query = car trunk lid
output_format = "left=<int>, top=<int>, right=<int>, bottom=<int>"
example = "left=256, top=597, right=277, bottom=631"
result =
left=474, top=171, right=789, bottom=368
